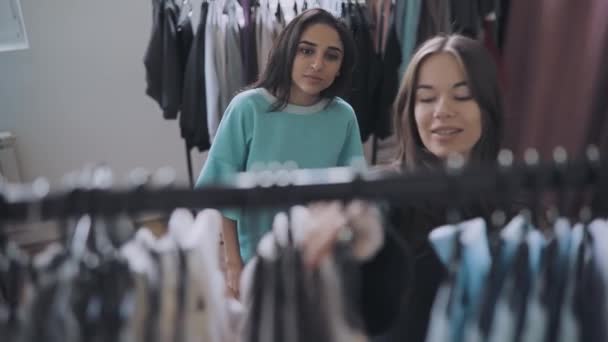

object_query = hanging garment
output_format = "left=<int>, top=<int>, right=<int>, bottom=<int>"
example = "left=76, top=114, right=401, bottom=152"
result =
left=272, top=4, right=286, bottom=46
left=476, top=215, right=528, bottom=340
left=145, top=0, right=179, bottom=119
left=177, top=7, right=194, bottom=78
left=555, top=224, right=584, bottom=342
left=423, top=214, right=605, bottom=342
left=255, top=4, right=269, bottom=76
left=581, top=0, right=608, bottom=155
left=398, top=0, right=421, bottom=76
left=416, top=0, right=450, bottom=45
left=427, top=218, right=492, bottom=342
left=154, top=236, right=180, bottom=342
left=519, top=245, right=551, bottom=342
left=0, top=240, right=30, bottom=342
left=181, top=1, right=210, bottom=152
left=144, top=0, right=167, bottom=115
left=343, top=3, right=375, bottom=141
left=241, top=0, right=259, bottom=84
left=378, top=0, right=392, bottom=54
left=214, top=12, right=229, bottom=123
left=449, top=0, right=482, bottom=38
left=120, top=234, right=157, bottom=342
left=544, top=219, right=573, bottom=342
left=503, top=0, right=608, bottom=159
left=518, top=222, right=563, bottom=342
left=482, top=18, right=505, bottom=88
left=222, top=2, right=246, bottom=117
left=394, top=0, right=406, bottom=43
left=372, top=11, right=402, bottom=140
left=144, top=0, right=193, bottom=119
left=241, top=205, right=375, bottom=342
left=507, top=229, right=546, bottom=341
left=584, top=219, right=608, bottom=342
left=144, top=0, right=164, bottom=106
left=482, top=216, right=534, bottom=342
left=363, top=1, right=403, bottom=140
left=495, top=0, right=510, bottom=51
left=168, top=209, right=229, bottom=342
left=205, top=2, right=221, bottom=142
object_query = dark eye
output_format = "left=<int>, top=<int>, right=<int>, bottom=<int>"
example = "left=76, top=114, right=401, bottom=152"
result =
left=299, top=47, right=314, bottom=55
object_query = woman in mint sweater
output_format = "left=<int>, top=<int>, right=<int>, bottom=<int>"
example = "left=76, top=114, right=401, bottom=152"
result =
left=196, top=8, right=364, bottom=298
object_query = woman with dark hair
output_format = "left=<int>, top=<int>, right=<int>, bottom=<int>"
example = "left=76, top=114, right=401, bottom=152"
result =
left=196, top=9, right=363, bottom=298
left=302, top=34, right=505, bottom=341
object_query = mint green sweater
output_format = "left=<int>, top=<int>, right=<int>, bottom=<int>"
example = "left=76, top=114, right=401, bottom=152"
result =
left=196, top=88, right=365, bottom=261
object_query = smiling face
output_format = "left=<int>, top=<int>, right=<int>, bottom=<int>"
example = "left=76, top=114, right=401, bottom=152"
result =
left=289, top=23, right=344, bottom=106
left=413, top=52, right=483, bottom=161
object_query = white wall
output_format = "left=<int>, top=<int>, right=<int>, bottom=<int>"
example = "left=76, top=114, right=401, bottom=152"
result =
left=0, top=0, right=207, bottom=188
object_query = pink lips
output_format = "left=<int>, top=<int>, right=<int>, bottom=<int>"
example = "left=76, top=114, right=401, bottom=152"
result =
left=431, top=126, right=463, bottom=138
left=303, top=75, right=323, bottom=82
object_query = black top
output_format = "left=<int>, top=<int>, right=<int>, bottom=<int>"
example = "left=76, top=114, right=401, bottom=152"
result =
left=360, top=199, right=497, bottom=341
left=180, top=1, right=210, bottom=151
left=343, top=4, right=375, bottom=142
left=144, top=0, right=193, bottom=119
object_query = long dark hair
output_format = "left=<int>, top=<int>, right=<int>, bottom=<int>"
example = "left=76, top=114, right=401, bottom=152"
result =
left=253, top=8, right=356, bottom=111
left=393, top=34, right=503, bottom=171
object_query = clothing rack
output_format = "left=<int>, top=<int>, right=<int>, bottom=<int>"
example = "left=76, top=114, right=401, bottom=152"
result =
left=1, top=154, right=606, bottom=223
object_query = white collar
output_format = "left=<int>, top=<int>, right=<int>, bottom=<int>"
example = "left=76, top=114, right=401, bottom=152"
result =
left=258, top=88, right=330, bottom=114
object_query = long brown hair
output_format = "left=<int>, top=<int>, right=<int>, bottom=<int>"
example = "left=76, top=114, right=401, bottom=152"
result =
left=389, top=35, right=505, bottom=249
left=253, top=8, right=356, bottom=111
left=393, top=34, right=503, bottom=171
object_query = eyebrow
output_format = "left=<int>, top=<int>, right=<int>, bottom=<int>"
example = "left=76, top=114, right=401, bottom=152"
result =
left=299, top=40, right=343, bottom=54
left=416, top=81, right=469, bottom=90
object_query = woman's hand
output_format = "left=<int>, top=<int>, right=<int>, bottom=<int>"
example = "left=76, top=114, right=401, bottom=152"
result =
left=302, top=201, right=348, bottom=269
left=220, top=216, right=242, bottom=299
left=302, top=200, right=384, bottom=269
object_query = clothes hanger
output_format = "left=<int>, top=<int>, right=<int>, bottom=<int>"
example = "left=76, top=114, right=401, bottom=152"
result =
left=178, top=0, right=194, bottom=26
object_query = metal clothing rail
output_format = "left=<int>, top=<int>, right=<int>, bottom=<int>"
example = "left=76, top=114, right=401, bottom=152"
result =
left=1, top=157, right=606, bottom=223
